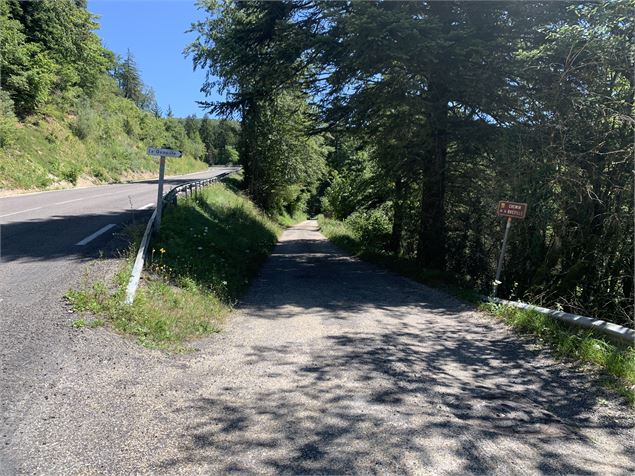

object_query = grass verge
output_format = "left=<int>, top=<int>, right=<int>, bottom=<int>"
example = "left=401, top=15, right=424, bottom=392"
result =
left=66, top=180, right=281, bottom=351
left=318, top=215, right=635, bottom=405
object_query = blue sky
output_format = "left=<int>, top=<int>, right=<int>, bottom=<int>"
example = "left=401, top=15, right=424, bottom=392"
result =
left=88, top=0, right=223, bottom=118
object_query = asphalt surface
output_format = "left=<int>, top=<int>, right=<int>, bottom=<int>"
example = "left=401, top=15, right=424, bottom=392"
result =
left=0, top=166, right=235, bottom=473
left=1, top=219, right=633, bottom=474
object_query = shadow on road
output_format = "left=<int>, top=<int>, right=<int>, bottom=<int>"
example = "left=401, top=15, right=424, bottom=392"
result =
left=0, top=170, right=237, bottom=263
left=158, top=227, right=634, bottom=474
left=166, top=331, right=633, bottom=473
left=0, top=209, right=152, bottom=263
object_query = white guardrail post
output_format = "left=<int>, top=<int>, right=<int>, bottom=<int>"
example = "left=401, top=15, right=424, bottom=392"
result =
left=124, top=169, right=236, bottom=305
left=124, top=208, right=157, bottom=304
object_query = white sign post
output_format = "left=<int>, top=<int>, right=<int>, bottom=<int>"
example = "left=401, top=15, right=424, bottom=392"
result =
left=147, top=147, right=181, bottom=230
left=147, top=147, right=182, bottom=158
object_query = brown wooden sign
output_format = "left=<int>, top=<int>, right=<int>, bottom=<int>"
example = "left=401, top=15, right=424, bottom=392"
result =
left=496, top=201, right=527, bottom=219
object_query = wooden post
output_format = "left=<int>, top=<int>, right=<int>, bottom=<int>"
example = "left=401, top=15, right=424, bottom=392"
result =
left=492, top=216, right=512, bottom=296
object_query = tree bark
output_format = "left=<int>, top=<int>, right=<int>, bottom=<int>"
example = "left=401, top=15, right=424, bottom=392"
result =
left=240, top=102, right=259, bottom=202
left=416, top=80, right=449, bottom=269
left=389, top=176, right=405, bottom=254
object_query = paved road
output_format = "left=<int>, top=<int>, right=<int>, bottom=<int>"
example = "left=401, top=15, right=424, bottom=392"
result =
left=0, top=166, right=235, bottom=472
left=2, top=220, right=633, bottom=474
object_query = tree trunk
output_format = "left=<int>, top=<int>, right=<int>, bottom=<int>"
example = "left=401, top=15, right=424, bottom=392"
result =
left=416, top=81, right=448, bottom=269
left=239, top=103, right=259, bottom=201
left=389, top=176, right=405, bottom=254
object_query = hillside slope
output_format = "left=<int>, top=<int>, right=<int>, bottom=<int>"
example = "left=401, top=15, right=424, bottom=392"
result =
left=0, top=89, right=207, bottom=192
left=0, top=1, right=211, bottom=193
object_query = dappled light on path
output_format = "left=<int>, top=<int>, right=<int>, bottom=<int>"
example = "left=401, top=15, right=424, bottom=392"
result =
left=161, top=221, right=634, bottom=474
left=6, top=220, right=631, bottom=473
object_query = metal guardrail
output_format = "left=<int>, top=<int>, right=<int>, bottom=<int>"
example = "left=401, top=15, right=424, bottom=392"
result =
left=484, top=296, right=635, bottom=345
left=124, top=169, right=236, bottom=304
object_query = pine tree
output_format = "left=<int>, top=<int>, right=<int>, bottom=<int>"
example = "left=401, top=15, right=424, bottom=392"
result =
left=183, top=114, right=199, bottom=139
left=199, top=115, right=217, bottom=164
left=116, top=49, right=144, bottom=107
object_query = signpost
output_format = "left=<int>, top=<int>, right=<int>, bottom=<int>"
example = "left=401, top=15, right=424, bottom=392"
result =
left=147, top=147, right=182, bottom=158
left=496, top=201, right=527, bottom=219
left=492, top=201, right=528, bottom=296
left=147, top=147, right=181, bottom=230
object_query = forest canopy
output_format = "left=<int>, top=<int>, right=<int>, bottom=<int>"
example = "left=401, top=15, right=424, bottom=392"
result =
left=188, top=0, right=634, bottom=325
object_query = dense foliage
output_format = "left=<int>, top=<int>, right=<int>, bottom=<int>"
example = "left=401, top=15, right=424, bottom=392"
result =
left=188, top=1, right=329, bottom=215
left=0, top=0, right=238, bottom=189
left=190, top=0, right=633, bottom=326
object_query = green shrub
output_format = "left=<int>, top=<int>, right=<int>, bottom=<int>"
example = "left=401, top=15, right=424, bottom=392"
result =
left=321, top=173, right=355, bottom=219
left=345, top=205, right=392, bottom=253
left=90, top=166, right=110, bottom=182
left=138, top=112, right=166, bottom=145
left=0, top=91, right=17, bottom=147
left=225, top=145, right=239, bottom=163
left=71, top=97, right=98, bottom=140
left=61, top=164, right=82, bottom=184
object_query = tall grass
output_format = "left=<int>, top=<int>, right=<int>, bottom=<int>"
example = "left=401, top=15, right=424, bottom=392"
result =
left=150, top=183, right=280, bottom=302
left=66, top=182, right=281, bottom=351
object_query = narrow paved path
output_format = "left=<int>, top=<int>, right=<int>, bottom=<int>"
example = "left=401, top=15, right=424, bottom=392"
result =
left=3, top=221, right=633, bottom=474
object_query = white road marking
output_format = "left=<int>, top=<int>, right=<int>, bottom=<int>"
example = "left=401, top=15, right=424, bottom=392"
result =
left=75, top=224, right=116, bottom=246
left=138, top=203, right=154, bottom=210
left=3, top=192, right=116, bottom=213
left=90, top=192, right=116, bottom=199
left=54, top=198, right=83, bottom=205
left=0, top=207, right=43, bottom=218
